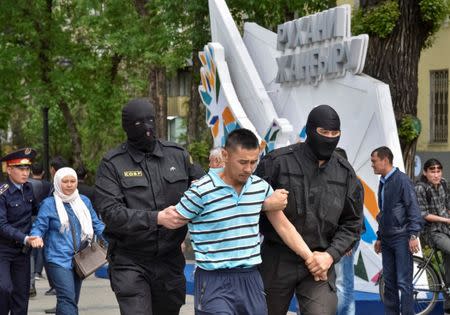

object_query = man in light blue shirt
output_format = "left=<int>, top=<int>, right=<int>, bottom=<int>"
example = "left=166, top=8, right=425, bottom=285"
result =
left=159, top=129, right=321, bottom=315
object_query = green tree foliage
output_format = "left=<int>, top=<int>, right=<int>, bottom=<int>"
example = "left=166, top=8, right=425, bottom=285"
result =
left=351, top=0, right=449, bottom=177
left=352, top=1, right=400, bottom=38
left=0, top=0, right=337, bottom=175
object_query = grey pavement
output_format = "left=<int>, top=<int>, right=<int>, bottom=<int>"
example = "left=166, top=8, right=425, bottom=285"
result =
left=28, top=274, right=194, bottom=315
left=29, top=273, right=295, bottom=315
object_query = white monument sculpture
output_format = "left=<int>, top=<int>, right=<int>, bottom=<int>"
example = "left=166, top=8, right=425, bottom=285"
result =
left=199, top=0, right=404, bottom=293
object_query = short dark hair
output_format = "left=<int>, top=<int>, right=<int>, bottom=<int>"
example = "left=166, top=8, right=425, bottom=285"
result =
left=423, top=158, right=442, bottom=171
left=31, top=162, right=44, bottom=175
left=76, top=165, right=88, bottom=179
left=224, top=128, right=259, bottom=151
left=371, top=146, right=393, bottom=164
left=50, top=156, right=69, bottom=171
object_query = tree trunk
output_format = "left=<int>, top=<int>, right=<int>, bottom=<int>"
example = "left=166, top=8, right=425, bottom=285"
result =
left=57, top=100, right=82, bottom=168
left=148, top=66, right=168, bottom=140
left=31, top=0, right=82, bottom=167
left=187, top=51, right=202, bottom=146
left=401, top=137, right=418, bottom=178
left=133, top=0, right=168, bottom=140
left=110, top=53, right=122, bottom=85
left=361, top=0, right=431, bottom=177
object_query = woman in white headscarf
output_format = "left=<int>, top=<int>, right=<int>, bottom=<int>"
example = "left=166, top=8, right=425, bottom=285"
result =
left=30, top=167, right=105, bottom=315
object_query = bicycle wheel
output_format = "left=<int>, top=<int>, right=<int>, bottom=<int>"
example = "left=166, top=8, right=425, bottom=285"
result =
left=411, top=256, right=440, bottom=315
left=378, top=256, right=440, bottom=315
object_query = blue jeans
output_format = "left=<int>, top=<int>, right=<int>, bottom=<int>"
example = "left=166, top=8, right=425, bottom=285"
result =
left=381, top=235, right=413, bottom=315
left=335, top=242, right=359, bottom=315
left=46, top=263, right=82, bottom=315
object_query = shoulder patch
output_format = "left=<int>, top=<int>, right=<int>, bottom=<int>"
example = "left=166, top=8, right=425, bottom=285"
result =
left=103, top=143, right=127, bottom=161
left=0, top=183, right=9, bottom=195
left=160, top=140, right=185, bottom=151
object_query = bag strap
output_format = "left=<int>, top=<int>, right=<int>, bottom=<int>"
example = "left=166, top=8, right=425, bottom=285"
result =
left=68, top=217, right=78, bottom=255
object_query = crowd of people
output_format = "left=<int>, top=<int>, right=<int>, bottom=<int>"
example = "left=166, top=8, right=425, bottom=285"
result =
left=0, top=98, right=449, bottom=315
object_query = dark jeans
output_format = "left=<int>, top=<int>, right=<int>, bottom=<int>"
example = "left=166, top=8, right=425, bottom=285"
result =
left=381, top=235, right=413, bottom=315
left=109, top=252, right=186, bottom=315
left=46, top=263, right=82, bottom=315
left=260, top=243, right=337, bottom=315
left=0, top=249, right=30, bottom=315
left=431, top=232, right=450, bottom=310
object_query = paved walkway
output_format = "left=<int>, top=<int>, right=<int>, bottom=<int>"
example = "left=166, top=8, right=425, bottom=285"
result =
left=29, top=273, right=296, bottom=314
left=28, top=274, right=194, bottom=315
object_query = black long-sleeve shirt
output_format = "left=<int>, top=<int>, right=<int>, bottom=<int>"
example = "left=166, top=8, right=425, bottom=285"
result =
left=255, top=142, right=363, bottom=263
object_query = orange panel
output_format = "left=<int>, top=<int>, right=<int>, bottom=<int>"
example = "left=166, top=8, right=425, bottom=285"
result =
left=200, top=54, right=206, bottom=66
left=260, top=141, right=267, bottom=152
left=200, top=73, right=207, bottom=90
left=222, top=107, right=235, bottom=125
left=212, top=121, right=219, bottom=137
left=359, top=177, right=380, bottom=220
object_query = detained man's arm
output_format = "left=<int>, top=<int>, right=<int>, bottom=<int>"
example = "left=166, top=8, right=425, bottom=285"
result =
left=158, top=206, right=188, bottom=229
left=264, top=210, right=312, bottom=261
left=159, top=185, right=204, bottom=229
left=264, top=211, right=326, bottom=281
left=263, top=189, right=288, bottom=211
left=263, top=189, right=326, bottom=280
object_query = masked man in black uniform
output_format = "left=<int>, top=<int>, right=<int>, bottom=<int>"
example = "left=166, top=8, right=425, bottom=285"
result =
left=255, top=105, right=363, bottom=315
left=95, top=98, right=204, bottom=315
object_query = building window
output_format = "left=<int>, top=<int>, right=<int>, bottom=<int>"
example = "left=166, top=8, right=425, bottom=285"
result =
left=430, top=69, right=449, bottom=143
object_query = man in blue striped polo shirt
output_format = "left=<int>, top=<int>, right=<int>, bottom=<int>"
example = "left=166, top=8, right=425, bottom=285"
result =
left=158, top=129, right=320, bottom=315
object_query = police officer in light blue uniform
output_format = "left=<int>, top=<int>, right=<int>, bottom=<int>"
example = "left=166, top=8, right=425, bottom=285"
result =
left=0, top=148, right=39, bottom=315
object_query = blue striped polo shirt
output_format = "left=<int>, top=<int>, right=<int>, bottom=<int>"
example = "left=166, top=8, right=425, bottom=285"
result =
left=176, top=170, right=273, bottom=270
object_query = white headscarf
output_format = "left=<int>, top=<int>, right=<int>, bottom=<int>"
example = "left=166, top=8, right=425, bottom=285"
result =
left=53, top=167, right=93, bottom=242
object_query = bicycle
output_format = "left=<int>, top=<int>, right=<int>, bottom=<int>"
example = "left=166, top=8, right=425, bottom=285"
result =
left=378, top=247, right=448, bottom=315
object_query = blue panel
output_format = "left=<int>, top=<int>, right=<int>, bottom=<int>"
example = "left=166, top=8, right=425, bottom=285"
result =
left=361, top=216, right=377, bottom=243
left=200, top=90, right=212, bottom=106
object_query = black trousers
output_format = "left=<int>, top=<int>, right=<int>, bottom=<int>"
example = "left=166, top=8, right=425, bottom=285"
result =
left=259, top=243, right=337, bottom=315
left=109, top=252, right=186, bottom=315
left=0, top=248, right=30, bottom=315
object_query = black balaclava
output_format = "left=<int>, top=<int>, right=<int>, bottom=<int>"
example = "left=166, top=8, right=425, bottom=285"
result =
left=122, top=98, right=157, bottom=153
left=305, top=104, right=341, bottom=160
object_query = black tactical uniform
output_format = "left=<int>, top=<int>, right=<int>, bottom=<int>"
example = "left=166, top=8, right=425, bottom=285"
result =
left=255, top=105, right=363, bottom=315
left=95, top=98, right=204, bottom=315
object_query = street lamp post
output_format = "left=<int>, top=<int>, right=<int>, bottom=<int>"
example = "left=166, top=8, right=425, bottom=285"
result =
left=42, top=106, right=50, bottom=181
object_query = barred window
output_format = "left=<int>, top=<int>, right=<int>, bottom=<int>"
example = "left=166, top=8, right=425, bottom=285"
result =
left=430, top=70, right=449, bottom=143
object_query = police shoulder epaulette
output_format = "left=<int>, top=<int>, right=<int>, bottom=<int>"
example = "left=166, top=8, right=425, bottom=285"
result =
left=268, top=143, right=298, bottom=159
left=0, top=183, right=9, bottom=196
left=160, top=140, right=184, bottom=151
left=103, top=143, right=127, bottom=160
